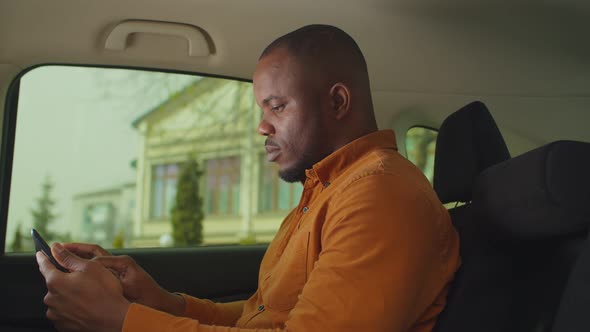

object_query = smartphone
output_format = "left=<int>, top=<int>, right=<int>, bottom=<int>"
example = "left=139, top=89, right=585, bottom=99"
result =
left=31, top=228, right=69, bottom=273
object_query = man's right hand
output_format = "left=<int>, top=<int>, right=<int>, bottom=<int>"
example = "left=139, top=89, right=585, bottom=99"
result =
left=62, top=243, right=186, bottom=316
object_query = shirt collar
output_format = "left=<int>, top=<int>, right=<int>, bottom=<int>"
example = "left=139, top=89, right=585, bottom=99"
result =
left=305, top=130, right=398, bottom=185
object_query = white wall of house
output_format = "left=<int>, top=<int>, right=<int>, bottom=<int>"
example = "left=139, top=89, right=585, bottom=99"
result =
left=72, top=182, right=135, bottom=248
left=131, top=78, right=298, bottom=247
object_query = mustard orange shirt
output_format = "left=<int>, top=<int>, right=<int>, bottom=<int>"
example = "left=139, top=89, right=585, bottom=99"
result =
left=123, top=129, right=460, bottom=332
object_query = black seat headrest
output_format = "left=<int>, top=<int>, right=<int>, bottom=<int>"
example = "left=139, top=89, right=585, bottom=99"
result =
left=473, top=140, right=590, bottom=240
left=433, top=101, right=510, bottom=204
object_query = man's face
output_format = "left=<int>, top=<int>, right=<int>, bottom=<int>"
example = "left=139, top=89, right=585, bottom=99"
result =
left=253, top=49, right=327, bottom=183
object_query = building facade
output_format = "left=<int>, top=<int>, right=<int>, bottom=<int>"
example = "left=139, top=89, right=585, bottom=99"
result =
left=71, top=183, right=135, bottom=248
left=131, top=77, right=302, bottom=246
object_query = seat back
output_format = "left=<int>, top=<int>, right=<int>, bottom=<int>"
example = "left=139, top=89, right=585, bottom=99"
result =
left=438, top=140, right=590, bottom=332
left=541, top=142, right=590, bottom=332
left=432, top=101, right=510, bottom=332
left=552, top=232, right=590, bottom=332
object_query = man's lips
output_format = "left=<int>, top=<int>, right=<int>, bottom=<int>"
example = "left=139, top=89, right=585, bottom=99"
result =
left=265, top=140, right=281, bottom=162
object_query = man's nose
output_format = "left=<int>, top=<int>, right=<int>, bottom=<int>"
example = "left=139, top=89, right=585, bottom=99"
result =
left=258, top=118, right=275, bottom=136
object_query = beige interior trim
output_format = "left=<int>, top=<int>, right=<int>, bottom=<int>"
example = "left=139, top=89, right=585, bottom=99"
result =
left=105, top=20, right=212, bottom=57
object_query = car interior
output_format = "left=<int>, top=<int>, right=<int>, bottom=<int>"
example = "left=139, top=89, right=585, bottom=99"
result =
left=1, top=1, right=589, bottom=331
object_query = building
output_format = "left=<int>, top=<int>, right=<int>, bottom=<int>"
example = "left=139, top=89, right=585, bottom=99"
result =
left=71, top=182, right=135, bottom=248
left=131, top=77, right=302, bottom=246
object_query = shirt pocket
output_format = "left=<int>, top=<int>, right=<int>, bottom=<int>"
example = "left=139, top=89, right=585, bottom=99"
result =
left=263, top=230, right=310, bottom=311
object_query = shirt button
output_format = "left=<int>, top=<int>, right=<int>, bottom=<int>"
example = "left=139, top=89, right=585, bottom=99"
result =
left=302, top=206, right=309, bottom=213
left=258, top=304, right=265, bottom=312
left=324, top=181, right=331, bottom=188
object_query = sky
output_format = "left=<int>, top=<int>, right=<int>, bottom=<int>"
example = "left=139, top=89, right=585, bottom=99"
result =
left=5, top=66, right=195, bottom=248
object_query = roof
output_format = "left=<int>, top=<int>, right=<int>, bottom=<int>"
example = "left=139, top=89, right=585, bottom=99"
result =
left=131, top=77, right=204, bottom=128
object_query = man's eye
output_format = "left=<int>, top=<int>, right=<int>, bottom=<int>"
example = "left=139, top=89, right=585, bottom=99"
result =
left=271, top=105, right=285, bottom=112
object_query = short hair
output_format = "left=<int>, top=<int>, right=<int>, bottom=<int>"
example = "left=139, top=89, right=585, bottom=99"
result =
left=259, top=24, right=368, bottom=74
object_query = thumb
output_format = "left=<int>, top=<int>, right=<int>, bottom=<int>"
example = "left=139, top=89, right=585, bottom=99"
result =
left=51, top=243, right=87, bottom=271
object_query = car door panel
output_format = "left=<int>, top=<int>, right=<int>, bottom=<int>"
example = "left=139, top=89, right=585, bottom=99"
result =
left=0, top=245, right=266, bottom=332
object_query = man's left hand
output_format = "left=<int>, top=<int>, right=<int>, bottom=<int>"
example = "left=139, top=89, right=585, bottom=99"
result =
left=36, top=243, right=131, bottom=332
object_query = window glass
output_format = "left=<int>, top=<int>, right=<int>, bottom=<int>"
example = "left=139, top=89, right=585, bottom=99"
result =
left=5, top=65, right=296, bottom=252
left=405, top=127, right=438, bottom=183
left=258, top=156, right=302, bottom=213
left=259, top=162, right=274, bottom=212
left=205, top=157, right=240, bottom=216
left=150, top=164, right=179, bottom=220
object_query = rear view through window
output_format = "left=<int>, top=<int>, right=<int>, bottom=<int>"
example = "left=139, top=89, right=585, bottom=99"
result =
left=406, top=126, right=438, bottom=183
left=5, top=66, right=301, bottom=252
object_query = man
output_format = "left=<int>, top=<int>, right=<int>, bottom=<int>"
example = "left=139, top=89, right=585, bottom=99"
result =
left=37, top=25, right=460, bottom=332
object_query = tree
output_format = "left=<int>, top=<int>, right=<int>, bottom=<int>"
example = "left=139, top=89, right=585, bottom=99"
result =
left=112, top=231, right=125, bottom=249
left=10, top=223, right=23, bottom=252
left=170, top=158, right=204, bottom=246
left=31, top=176, right=58, bottom=241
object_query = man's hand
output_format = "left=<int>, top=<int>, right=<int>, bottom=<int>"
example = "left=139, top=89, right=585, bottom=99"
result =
left=36, top=243, right=130, bottom=332
left=62, top=243, right=186, bottom=316
left=62, top=242, right=112, bottom=259
left=94, top=254, right=186, bottom=316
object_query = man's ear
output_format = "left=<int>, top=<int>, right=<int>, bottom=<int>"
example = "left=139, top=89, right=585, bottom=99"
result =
left=329, top=83, right=351, bottom=120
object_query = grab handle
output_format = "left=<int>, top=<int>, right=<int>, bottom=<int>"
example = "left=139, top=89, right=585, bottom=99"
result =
left=105, top=20, right=212, bottom=57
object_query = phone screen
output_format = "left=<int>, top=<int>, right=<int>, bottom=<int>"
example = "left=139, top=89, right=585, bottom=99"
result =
left=31, top=228, right=69, bottom=273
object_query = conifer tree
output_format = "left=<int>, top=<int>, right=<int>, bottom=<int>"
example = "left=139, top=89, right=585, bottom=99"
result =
left=31, top=176, right=57, bottom=241
left=10, top=223, right=23, bottom=252
left=171, top=158, right=204, bottom=246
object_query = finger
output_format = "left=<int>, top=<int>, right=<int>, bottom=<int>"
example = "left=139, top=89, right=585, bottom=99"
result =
left=93, top=256, right=133, bottom=275
left=36, top=251, right=57, bottom=278
left=62, top=243, right=111, bottom=258
left=51, top=243, right=87, bottom=272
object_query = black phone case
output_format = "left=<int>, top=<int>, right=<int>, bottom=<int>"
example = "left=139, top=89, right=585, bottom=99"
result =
left=31, top=229, right=69, bottom=273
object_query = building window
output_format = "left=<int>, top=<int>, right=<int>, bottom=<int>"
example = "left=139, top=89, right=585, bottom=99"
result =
left=406, top=127, right=438, bottom=183
left=205, top=157, right=240, bottom=216
left=259, top=156, right=303, bottom=213
left=82, top=203, right=114, bottom=246
left=150, top=164, right=180, bottom=219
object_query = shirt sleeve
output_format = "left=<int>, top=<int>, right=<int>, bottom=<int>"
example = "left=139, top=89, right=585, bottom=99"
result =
left=179, top=294, right=245, bottom=326
left=122, top=173, right=459, bottom=332
left=123, top=303, right=284, bottom=332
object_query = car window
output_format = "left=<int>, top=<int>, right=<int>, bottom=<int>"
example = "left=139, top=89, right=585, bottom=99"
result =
left=405, top=126, right=438, bottom=183
left=5, top=65, right=301, bottom=252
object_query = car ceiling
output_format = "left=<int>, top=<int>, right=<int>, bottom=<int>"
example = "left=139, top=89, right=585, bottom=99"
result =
left=1, top=0, right=589, bottom=155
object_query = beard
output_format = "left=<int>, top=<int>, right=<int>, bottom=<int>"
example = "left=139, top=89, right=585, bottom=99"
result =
left=277, top=132, right=330, bottom=183
left=278, top=149, right=317, bottom=183
left=272, top=102, right=327, bottom=183
left=266, top=138, right=312, bottom=183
